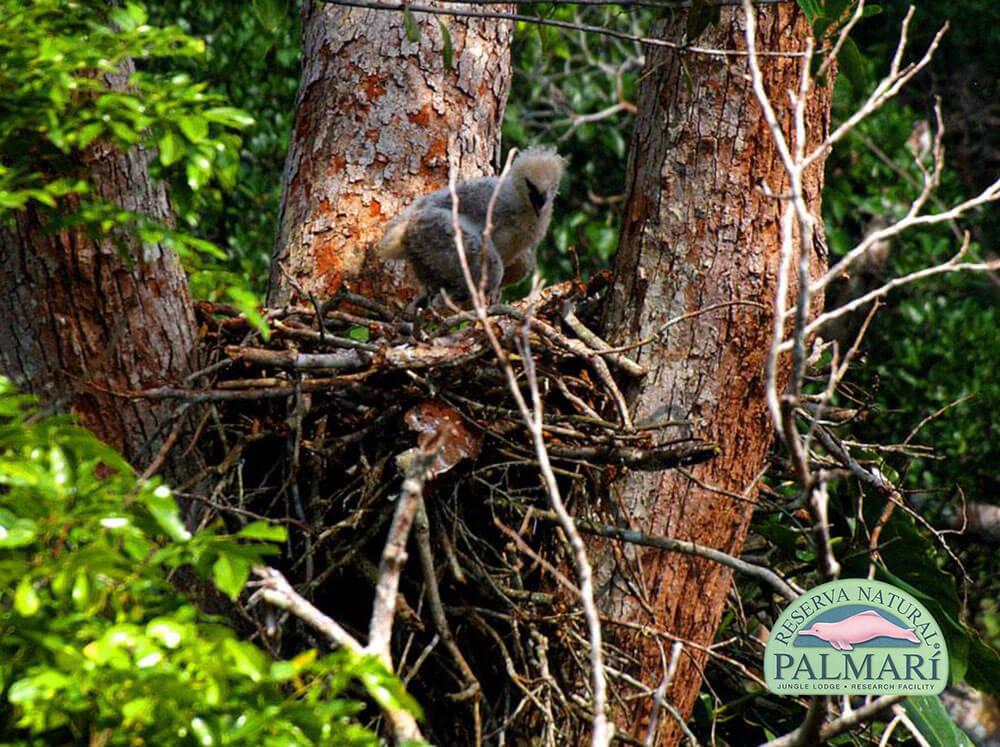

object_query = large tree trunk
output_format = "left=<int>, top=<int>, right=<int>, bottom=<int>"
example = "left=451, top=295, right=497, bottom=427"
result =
left=0, top=61, right=197, bottom=472
left=597, top=7, right=831, bottom=743
left=268, top=3, right=513, bottom=306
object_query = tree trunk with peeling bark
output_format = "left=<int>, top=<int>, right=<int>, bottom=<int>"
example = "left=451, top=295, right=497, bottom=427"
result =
left=596, top=7, right=831, bottom=744
left=268, top=3, right=513, bottom=306
left=0, top=61, right=197, bottom=473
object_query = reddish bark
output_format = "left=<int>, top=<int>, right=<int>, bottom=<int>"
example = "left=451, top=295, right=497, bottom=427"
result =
left=597, top=7, right=832, bottom=744
left=268, top=4, right=513, bottom=305
left=0, top=62, right=197, bottom=472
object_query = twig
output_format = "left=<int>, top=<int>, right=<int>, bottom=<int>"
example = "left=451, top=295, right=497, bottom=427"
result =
left=791, top=697, right=829, bottom=747
left=762, top=695, right=903, bottom=747
left=527, top=509, right=801, bottom=601
left=319, top=0, right=808, bottom=59
left=562, top=303, right=646, bottom=377
left=645, top=641, right=684, bottom=747
left=546, top=440, right=718, bottom=471
left=250, top=566, right=363, bottom=654
left=413, top=498, right=483, bottom=723
left=368, top=443, right=439, bottom=664
left=225, top=345, right=367, bottom=370
left=448, top=162, right=612, bottom=746
left=809, top=475, right=841, bottom=580
left=803, top=244, right=1000, bottom=338
left=492, top=304, right=635, bottom=428
left=889, top=703, right=932, bottom=747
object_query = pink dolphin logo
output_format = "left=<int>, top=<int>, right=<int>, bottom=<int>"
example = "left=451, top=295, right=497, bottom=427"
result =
left=796, top=610, right=920, bottom=651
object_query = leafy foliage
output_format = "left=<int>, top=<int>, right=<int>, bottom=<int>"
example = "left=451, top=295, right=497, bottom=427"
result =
left=0, top=377, right=416, bottom=745
left=0, top=1, right=243, bottom=248
left=145, top=0, right=302, bottom=299
left=0, top=0, right=269, bottom=330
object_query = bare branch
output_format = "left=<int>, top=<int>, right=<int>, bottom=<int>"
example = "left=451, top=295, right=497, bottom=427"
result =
left=763, top=695, right=903, bottom=747
left=250, top=567, right=364, bottom=655
left=321, top=0, right=809, bottom=59
left=528, top=508, right=802, bottom=601
left=250, top=566, right=426, bottom=744
left=368, top=444, right=438, bottom=664
left=447, top=163, right=612, bottom=746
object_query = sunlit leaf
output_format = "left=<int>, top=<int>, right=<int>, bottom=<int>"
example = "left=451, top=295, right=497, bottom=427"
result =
left=212, top=552, right=251, bottom=601
left=144, top=485, right=191, bottom=542
left=237, top=521, right=287, bottom=542
left=177, top=115, right=209, bottom=143
left=158, top=130, right=185, bottom=166
left=14, top=577, right=40, bottom=617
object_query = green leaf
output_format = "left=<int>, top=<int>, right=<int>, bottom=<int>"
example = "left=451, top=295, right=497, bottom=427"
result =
left=347, top=325, right=370, bottom=342
left=813, top=0, right=852, bottom=37
left=212, top=552, right=251, bottom=601
left=15, top=577, right=41, bottom=617
left=903, top=697, right=975, bottom=747
left=77, top=122, right=105, bottom=149
left=403, top=7, right=420, bottom=43
left=185, top=153, right=213, bottom=190
left=224, top=639, right=269, bottom=682
left=109, top=5, right=138, bottom=31
left=158, top=130, right=185, bottom=166
left=190, top=716, right=217, bottom=746
left=966, top=635, right=1000, bottom=696
left=145, top=485, right=192, bottom=542
left=177, top=115, right=209, bottom=143
left=795, top=0, right=823, bottom=22
left=438, top=19, right=453, bottom=69
left=125, top=1, right=148, bottom=26
left=8, top=671, right=69, bottom=703
left=0, top=512, right=38, bottom=548
left=839, top=37, right=867, bottom=92
left=226, top=286, right=270, bottom=342
left=122, top=697, right=155, bottom=727
left=238, top=521, right=287, bottom=542
left=356, top=656, right=424, bottom=719
left=71, top=570, right=91, bottom=609
left=203, top=107, right=255, bottom=129
left=175, top=235, right=228, bottom=261
left=147, top=618, right=186, bottom=649
left=107, top=120, right=140, bottom=145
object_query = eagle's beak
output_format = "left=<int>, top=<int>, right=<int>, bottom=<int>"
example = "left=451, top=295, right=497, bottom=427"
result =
left=525, top=178, right=547, bottom=215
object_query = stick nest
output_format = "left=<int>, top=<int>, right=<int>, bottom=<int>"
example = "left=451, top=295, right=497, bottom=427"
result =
left=166, top=276, right=717, bottom=744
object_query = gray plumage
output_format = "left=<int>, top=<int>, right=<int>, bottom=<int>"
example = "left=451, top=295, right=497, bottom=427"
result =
left=377, top=147, right=564, bottom=303
left=401, top=208, right=503, bottom=303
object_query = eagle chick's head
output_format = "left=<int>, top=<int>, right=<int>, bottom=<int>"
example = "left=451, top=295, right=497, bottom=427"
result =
left=511, top=146, right=564, bottom=215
